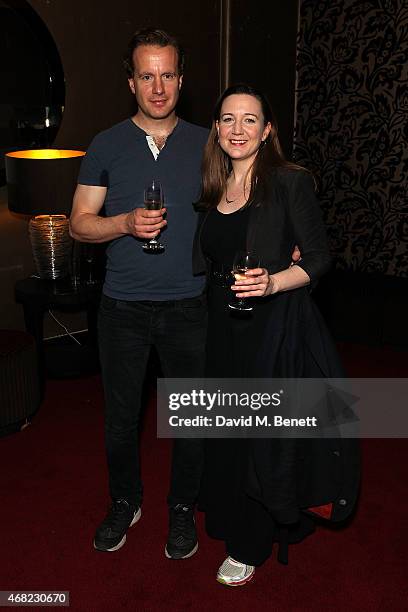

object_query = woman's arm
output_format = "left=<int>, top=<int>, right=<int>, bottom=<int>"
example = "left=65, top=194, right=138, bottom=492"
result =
left=232, top=263, right=309, bottom=297
left=286, top=170, right=331, bottom=281
left=233, top=170, right=330, bottom=297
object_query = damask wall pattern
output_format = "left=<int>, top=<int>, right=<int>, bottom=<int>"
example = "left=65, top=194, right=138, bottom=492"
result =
left=294, top=0, right=408, bottom=276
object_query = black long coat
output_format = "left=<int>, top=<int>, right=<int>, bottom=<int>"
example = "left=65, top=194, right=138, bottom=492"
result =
left=193, top=168, right=360, bottom=525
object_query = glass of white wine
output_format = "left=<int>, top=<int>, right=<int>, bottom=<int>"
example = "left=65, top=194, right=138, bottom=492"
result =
left=228, top=250, right=260, bottom=311
left=142, top=179, right=165, bottom=253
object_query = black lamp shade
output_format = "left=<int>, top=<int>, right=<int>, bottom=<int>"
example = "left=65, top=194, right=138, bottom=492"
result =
left=5, top=149, right=85, bottom=216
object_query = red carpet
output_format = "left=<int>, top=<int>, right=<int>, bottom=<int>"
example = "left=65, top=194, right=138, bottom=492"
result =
left=1, top=343, right=407, bottom=611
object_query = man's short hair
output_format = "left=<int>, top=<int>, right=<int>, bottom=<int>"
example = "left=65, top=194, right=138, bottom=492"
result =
left=123, top=28, right=185, bottom=77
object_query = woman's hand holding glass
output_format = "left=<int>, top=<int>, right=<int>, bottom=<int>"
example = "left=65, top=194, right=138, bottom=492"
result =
left=231, top=266, right=276, bottom=298
left=229, top=251, right=273, bottom=311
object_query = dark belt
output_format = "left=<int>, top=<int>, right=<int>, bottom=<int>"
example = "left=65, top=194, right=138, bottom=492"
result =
left=206, top=259, right=233, bottom=287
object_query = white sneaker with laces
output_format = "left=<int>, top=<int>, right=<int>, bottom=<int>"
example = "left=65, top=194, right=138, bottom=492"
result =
left=216, top=556, right=255, bottom=586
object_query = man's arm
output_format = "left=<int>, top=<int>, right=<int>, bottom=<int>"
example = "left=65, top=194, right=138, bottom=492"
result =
left=69, top=184, right=167, bottom=243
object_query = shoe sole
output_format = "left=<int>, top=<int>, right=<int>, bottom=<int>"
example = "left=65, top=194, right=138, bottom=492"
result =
left=216, top=569, right=255, bottom=587
left=93, top=507, right=141, bottom=552
left=164, top=541, right=198, bottom=560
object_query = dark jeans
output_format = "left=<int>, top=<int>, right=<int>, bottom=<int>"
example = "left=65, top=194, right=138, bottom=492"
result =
left=98, top=293, right=207, bottom=508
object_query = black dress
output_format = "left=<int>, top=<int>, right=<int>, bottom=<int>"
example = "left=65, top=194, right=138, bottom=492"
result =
left=200, top=206, right=316, bottom=566
left=195, top=171, right=360, bottom=567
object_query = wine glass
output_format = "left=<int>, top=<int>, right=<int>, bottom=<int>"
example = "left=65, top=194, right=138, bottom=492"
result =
left=228, top=251, right=260, bottom=312
left=83, top=243, right=98, bottom=285
left=142, top=179, right=165, bottom=253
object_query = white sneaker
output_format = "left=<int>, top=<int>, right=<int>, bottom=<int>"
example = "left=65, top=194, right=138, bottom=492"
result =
left=216, top=556, right=255, bottom=586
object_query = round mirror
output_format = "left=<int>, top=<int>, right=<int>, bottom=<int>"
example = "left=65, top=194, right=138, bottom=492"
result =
left=0, top=0, right=65, bottom=185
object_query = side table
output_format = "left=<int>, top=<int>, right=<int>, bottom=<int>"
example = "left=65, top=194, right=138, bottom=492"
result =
left=15, top=277, right=102, bottom=394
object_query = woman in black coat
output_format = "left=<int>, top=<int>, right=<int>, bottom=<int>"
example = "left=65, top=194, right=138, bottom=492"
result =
left=194, top=84, right=360, bottom=587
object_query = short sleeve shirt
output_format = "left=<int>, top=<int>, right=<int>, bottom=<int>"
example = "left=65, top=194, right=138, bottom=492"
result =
left=78, top=118, right=208, bottom=300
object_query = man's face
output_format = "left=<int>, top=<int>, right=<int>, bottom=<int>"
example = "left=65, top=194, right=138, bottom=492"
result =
left=128, top=45, right=183, bottom=122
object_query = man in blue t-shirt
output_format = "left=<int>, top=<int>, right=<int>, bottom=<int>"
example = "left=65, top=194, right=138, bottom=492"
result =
left=70, top=28, right=208, bottom=560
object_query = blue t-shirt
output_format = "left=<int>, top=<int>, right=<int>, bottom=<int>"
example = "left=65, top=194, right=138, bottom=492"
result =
left=78, top=118, right=208, bottom=300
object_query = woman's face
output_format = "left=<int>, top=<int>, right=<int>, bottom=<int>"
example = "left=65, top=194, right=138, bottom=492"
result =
left=216, top=94, right=271, bottom=164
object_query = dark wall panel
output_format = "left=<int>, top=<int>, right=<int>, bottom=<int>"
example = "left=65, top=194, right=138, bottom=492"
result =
left=27, top=0, right=221, bottom=148
left=228, top=0, right=299, bottom=158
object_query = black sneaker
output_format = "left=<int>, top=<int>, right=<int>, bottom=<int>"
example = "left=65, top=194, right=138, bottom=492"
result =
left=93, top=499, right=141, bottom=552
left=165, top=504, right=198, bottom=560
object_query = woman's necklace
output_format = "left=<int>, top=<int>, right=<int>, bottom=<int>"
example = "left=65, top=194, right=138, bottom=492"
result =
left=225, top=188, right=235, bottom=204
left=225, top=183, right=246, bottom=204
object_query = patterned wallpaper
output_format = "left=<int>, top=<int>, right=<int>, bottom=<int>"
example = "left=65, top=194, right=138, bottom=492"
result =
left=294, top=0, right=408, bottom=276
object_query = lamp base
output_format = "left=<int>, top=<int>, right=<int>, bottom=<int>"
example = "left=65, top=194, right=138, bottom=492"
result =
left=29, top=215, right=72, bottom=280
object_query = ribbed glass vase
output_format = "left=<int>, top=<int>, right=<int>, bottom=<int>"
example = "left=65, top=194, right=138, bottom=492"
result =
left=29, top=215, right=72, bottom=279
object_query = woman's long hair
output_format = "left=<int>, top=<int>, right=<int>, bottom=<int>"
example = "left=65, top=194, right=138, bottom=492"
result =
left=197, top=83, right=303, bottom=209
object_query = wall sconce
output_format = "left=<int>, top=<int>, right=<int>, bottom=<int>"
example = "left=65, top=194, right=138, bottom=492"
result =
left=5, top=149, right=85, bottom=280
